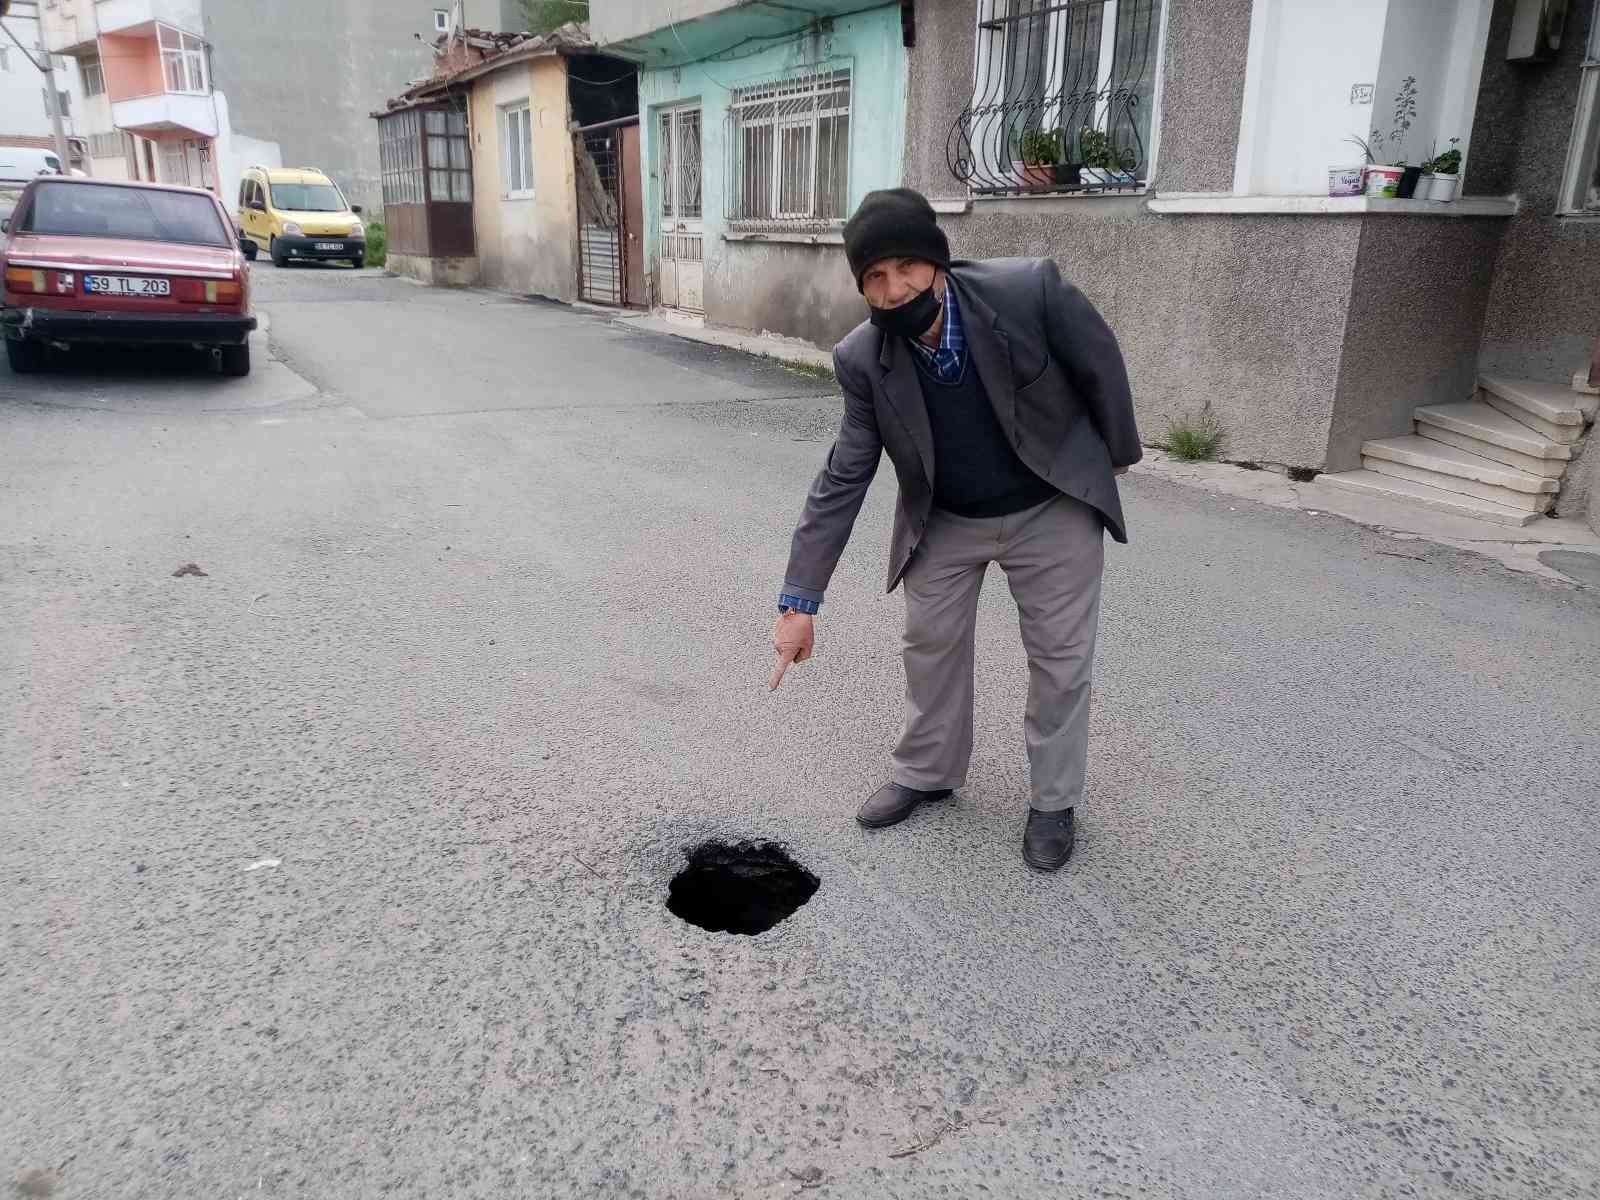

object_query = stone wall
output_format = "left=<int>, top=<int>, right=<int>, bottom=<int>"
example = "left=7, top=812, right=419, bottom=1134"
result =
left=1471, top=0, right=1600, bottom=383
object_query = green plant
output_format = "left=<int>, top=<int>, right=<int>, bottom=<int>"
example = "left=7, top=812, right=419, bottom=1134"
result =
left=1078, top=127, right=1135, bottom=172
left=1425, top=138, right=1462, bottom=175
left=364, top=220, right=387, bottom=268
left=1017, top=127, right=1061, bottom=166
left=1390, top=75, right=1418, bottom=164
left=777, top=357, right=834, bottom=381
left=1349, top=76, right=1422, bottom=166
left=517, top=0, right=588, bottom=34
left=1165, top=403, right=1226, bottom=462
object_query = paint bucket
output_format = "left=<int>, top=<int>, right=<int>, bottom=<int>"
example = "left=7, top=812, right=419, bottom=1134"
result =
left=1362, top=165, right=1404, bottom=198
left=1328, top=165, right=1364, bottom=197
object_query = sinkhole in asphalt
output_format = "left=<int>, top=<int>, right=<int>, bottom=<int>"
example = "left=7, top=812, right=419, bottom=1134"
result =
left=666, top=841, right=819, bottom=936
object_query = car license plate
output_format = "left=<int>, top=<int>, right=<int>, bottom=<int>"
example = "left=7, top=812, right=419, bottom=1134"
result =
left=315, top=242, right=343, bottom=251
left=85, top=275, right=170, bottom=297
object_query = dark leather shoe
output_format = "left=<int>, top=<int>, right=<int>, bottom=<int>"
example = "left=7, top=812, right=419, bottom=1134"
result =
left=856, top=782, right=952, bottom=829
left=1023, top=807, right=1075, bottom=870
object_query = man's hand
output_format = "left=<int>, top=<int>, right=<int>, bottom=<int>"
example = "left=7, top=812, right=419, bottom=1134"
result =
left=769, top=611, right=816, bottom=691
left=1114, top=465, right=1131, bottom=476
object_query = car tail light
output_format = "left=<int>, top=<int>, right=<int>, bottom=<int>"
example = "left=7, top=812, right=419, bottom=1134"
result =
left=4, top=266, right=46, bottom=293
left=206, top=280, right=242, bottom=304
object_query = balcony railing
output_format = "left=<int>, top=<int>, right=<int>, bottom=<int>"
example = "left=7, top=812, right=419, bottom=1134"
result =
left=947, top=0, right=1162, bottom=196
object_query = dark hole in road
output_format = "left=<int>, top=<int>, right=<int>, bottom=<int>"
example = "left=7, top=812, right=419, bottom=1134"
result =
left=667, top=841, right=819, bottom=936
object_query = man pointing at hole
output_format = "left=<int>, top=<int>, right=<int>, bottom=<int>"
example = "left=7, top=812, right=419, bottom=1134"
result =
left=768, top=188, right=1141, bottom=871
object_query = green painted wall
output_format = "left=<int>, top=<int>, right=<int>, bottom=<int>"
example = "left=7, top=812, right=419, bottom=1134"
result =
left=637, top=4, right=907, bottom=346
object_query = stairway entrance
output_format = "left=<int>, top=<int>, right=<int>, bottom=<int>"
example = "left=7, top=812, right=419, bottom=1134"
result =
left=1320, top=371, right=1599, bottom=527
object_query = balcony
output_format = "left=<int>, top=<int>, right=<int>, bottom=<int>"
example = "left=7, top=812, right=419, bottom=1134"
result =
left=112, top=91, right=217, bottom=138
left=592, top=0, right=873, bottom=65
left=94, top=0, right=203, bottom=37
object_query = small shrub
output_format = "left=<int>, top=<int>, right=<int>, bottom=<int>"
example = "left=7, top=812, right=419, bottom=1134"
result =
left=778, top=357, right=834, bottom=381
left=364, top=220, right=388, bottom=268
left=1165, top=403, right=1226, bottom=462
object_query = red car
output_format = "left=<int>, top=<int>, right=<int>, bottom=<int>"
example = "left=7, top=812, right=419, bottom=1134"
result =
left=2, top=176, right=255, bottom=376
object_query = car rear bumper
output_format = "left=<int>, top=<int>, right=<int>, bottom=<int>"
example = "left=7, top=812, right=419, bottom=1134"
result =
left=1, top=305, right=256, bottom=345
left=276, top=235, right=363, bottom=260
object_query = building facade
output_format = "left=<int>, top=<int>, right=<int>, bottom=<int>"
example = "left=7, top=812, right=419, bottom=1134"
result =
left=596, top=0, right=1598, bottom=530
left=593, top=0, right=910, bottom=346
left=35, top=0, right=283, bottom=204
left=1, top=4, right=88, bottom=164
left=902, top=0, right=1598, bottom=526
left=202, top=0, right=499, bottom=212
left=375, top=24, right=643, bottom=303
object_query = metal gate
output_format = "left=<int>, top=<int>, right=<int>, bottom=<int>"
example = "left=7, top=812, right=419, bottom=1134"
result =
left=656, top=104, right=703, bottom=314
left=575, top=118, right=634, bottom=306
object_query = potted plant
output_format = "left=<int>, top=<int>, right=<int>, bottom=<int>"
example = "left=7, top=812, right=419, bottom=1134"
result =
left=1079, top=127, right=1136, bottom=188
left=1389, top=76, right=1422, bottom=197
left=1419, top=139, right=1462, bottom=202
left=1016, top=128, right=1061, bottom=190
left=1347, top=77, right=1422, bottom=197
left=1346, top=131, right=1402, bottom=197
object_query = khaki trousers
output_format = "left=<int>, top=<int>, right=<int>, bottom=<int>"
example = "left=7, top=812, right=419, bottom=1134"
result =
left=890, top=494, right=1104, bottom=812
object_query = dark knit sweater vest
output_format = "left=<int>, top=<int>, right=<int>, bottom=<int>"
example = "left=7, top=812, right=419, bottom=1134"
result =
left=913, top=353, right=1057, bottom=519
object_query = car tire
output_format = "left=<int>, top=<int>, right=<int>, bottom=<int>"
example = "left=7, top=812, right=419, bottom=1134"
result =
left=218, top=342, right=251, bottom=377
left=242, top=238, right=258, bottom=261
left=352, top=253, right=365, bottom=270
left=270, top=237, right=287, bottom=268
left=5, top=338, right=46, bottom=374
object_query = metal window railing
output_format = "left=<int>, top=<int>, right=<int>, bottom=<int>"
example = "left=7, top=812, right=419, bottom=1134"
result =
left=725, top=67, right=851, bottom=230
left=948, top=0, right=1162, bottom=196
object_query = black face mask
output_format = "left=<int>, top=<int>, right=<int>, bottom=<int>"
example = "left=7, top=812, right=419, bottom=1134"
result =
left=868, top=285, right=941, bottom=340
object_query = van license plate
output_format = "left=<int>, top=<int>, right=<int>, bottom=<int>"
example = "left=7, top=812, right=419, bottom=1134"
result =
left=315, top=242, right=343, bottom=251
left=85, top=275, right=170, bottom=297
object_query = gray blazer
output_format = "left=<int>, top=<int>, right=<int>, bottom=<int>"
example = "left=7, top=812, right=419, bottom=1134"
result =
left=784, top=257, right=1142, bottom=601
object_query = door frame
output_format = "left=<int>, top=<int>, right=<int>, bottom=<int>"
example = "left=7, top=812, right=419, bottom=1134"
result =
left=655, top=101, right=704, bottom=316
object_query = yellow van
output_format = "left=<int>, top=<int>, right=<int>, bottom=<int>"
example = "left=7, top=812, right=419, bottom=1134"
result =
left=237, top=165, right=366, bottom=269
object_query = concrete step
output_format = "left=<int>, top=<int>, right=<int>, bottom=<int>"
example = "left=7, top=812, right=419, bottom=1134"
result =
left=1362, top=435, right=1559, bottom=495
left=1363, top=448, right=1548, bottom=508
left=1413, top=421, right=1570, bottom=480
left=1414, top=400, right=1573, bottom=461
left=1317, top=469, right=1542, bottom=527
left=1574, top=370, right=1599, bottom=399
left=1478, top=375, right=1589, bottom=441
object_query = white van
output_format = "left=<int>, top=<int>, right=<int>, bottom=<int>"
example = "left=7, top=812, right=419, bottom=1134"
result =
left=0, top=147, right=65, bottom=185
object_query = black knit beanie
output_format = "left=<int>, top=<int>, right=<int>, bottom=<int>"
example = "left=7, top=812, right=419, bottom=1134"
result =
left=844, top=188, right=951, bottom=292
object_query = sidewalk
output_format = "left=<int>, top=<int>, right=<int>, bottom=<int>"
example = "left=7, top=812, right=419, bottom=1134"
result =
left=608, top=308, right=1600, bottom=587
left=1131, top=450, right=1600, bottom=588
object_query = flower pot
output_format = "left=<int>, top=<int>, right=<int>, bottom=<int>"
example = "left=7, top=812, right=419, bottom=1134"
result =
left=1362, top=164, right=1404, bottom=197
left=1054, top=161, right=1083, bottom=187
left=1081, top=167, right=1136, bottom=189
left=1395, top=165, right=1424, bottom=198
left=1016, top=161, right=1055, bottom=189
left=1328, top=165, right=1364, bottom=197
left=1419, top=172, right=1459, bottom=202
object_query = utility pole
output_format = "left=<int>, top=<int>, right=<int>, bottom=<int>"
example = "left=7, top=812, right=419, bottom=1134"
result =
left=0, top=0, right=75, bottom=172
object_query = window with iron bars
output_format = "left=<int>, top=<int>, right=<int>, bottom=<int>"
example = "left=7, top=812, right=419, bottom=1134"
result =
left=949, top=0, right=1163, bottom=196
left=726, top=67, right=851, bottom=230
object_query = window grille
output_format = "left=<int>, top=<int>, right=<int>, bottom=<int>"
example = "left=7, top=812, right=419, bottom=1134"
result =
left=81, top=57, right=105, bottom=97
left=948, top=0, right=1162, bottom=195
left=725, top=67, right=850, bottom=229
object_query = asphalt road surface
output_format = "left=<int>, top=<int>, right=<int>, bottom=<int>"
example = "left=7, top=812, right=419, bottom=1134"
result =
left=3, top=261, right=1598, bottom=1199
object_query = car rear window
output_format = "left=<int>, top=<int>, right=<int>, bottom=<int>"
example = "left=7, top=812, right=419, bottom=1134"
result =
left=21, top=182, right=230, bottom=247
left=268, top=182, right=346, bottom=212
